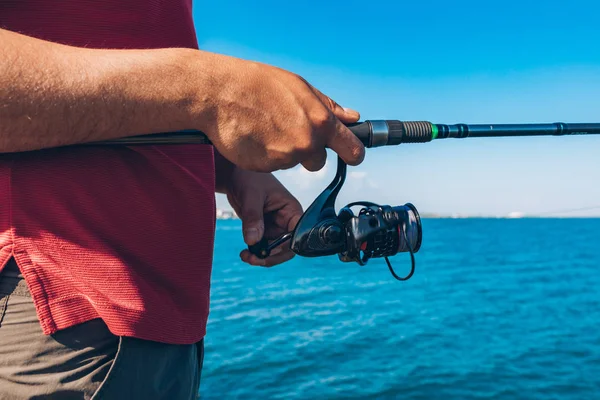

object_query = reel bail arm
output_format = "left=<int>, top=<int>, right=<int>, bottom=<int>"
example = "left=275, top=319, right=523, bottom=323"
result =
left=247, top=156, right=348, bottom=259
left=248, top=156, right=423, bottom=281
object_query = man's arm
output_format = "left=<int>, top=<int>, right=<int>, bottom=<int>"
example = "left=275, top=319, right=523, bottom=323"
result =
left=0, top=28, right=205, bottom=153
left=1, top=28, right=365, bottom=172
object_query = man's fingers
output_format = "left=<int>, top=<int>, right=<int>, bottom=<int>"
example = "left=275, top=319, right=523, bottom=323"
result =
left=304, top=85, right=364, bottom=166
left=240, top=194, right=266, bottom=246
left=326, top=118, right=366, bottom=166
left=301, top=147, right=327, bottom=172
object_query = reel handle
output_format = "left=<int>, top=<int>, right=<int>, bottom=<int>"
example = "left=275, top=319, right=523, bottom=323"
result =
left=248, top=237, right=270, bottom=259
left=248, top=232, right=294, bottom=259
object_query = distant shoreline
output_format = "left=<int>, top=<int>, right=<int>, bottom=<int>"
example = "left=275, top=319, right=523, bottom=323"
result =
left=418, top=216, right=600, bottom=219
left=215, top=209, right=600, bottom=220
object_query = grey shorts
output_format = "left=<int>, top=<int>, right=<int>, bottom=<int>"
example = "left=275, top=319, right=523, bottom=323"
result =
left=0, top=258, right=204, bottom=400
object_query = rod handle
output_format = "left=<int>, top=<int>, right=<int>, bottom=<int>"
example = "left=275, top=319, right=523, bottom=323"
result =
left=348, top=120, right=435, bottom=147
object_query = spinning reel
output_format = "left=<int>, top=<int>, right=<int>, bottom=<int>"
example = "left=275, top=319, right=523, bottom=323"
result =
left=248, top=156, right=423, bottom=281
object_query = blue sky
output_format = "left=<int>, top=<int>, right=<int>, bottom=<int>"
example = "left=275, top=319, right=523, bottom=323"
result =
left=193, top=1, right=600, bottom=217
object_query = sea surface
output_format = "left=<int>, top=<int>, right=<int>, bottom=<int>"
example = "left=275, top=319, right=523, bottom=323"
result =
left=201, top=218, right=600, bottom=399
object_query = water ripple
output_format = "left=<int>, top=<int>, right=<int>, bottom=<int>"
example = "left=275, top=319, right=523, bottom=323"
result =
left=202, top=219, right=600, bottom=399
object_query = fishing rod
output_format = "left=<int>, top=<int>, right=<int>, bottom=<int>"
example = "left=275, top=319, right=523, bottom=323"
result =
left=91, top=121, right=600, bottom=147
left=89, top=120, right=600, bottom=282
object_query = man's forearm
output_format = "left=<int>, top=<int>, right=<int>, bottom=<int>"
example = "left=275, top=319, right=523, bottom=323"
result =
left=0, top=28, right=209, bottom=153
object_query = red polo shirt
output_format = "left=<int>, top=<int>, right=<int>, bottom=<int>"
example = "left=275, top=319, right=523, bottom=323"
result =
left=0, top=0, right=216, bottom=344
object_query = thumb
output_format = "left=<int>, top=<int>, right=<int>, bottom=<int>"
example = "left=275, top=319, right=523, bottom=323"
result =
left=240, top=193, right=265, bottom=246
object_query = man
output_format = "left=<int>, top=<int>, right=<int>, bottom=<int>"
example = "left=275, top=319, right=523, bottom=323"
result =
left=0, top=0, right=365, bottom=399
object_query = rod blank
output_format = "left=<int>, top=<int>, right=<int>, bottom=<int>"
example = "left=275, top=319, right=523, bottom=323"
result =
left=436, top=122, right=600, bottom=139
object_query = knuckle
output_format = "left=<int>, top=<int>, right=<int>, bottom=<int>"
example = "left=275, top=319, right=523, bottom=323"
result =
left=310, top=107, right=334, bottom=130
left=325, top=96, right=338, bottom=111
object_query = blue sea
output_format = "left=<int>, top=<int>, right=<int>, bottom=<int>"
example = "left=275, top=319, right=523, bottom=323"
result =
left=201, top=218, right=600, bottom=399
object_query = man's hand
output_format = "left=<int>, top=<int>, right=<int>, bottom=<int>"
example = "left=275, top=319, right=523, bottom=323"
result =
left=223, top=167, right=303, bottom=267
left=192, top=54, right=366, bottom=173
